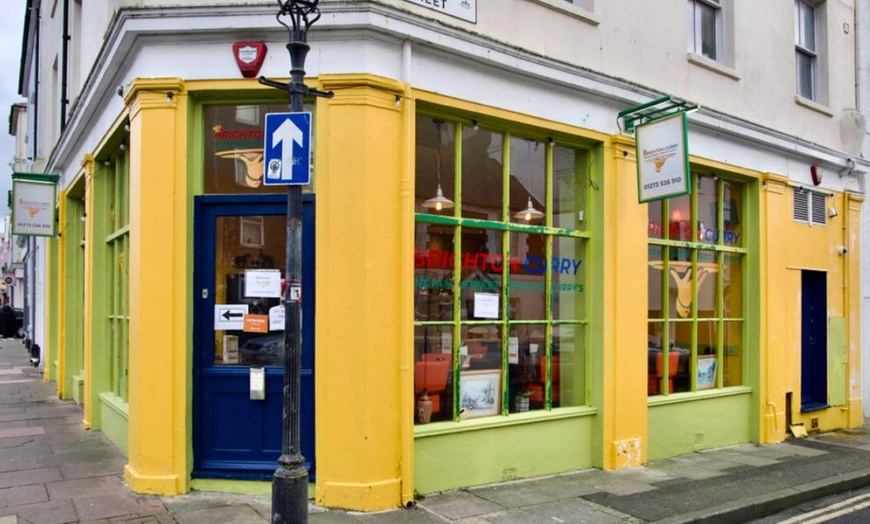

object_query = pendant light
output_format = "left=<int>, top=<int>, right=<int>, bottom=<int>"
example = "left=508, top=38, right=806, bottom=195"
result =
left=514, top=140, right=544, bottom=222
left=422, top=119, right=455, bottom=212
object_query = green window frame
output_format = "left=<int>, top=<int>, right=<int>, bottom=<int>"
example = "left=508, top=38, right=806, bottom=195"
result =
left=414, top=112, right=592, bottom=423
left=99, top=147, right=130, bottom=401
left=647, top=172, right=745, bottom=395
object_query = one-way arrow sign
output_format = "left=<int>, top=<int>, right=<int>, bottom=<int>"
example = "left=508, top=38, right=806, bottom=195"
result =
left=214, top=304, right=249, bottom=331
left=264, top=112, right=311, bottom=186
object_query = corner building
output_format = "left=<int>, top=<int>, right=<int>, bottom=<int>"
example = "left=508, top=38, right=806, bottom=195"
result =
left=18, top=0, right=867, bottom=511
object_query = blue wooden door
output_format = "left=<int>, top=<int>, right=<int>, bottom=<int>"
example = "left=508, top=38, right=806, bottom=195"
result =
left=193, top=194, right=315, bottom=479
left=800, top=270, right=828, bottom=412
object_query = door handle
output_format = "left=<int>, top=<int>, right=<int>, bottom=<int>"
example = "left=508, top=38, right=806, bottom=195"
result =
left=202, top=288, right=209, bottom=299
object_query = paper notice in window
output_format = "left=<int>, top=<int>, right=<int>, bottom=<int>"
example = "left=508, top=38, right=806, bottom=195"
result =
left=473, top=292, right=499, bottom=319
left=441, top=332, right=452, bottom=354
left=269, top=305, right=285, bottom=331
left=508, top=337, right=519, bottom=364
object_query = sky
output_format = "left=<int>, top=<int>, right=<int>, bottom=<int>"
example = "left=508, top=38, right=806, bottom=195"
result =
left=0, top=1, right=27, bottom=218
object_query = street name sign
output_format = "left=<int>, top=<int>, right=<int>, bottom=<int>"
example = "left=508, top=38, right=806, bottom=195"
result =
left=263, top=112, right=312, bottom=186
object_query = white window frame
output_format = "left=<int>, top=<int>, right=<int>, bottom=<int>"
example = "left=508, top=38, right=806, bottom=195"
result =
left=795, top=0, right=819, bottom=101
left=688, top=0, right=723, bottom=62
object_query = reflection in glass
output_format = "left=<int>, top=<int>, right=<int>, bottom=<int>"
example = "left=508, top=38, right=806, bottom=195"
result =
left=510, top=137, right=546, bottom=224
left=696, top=176, right=717, bottom=243
left=460, top=228, right=503, bottom=321
left=668, top=194, right=691, bottom=241
left=414, top=223, right=455, bottom=322
left=554, top=147, right=586, bottom=230
left=696, top=250, right=718, bottom=319
left=509, top=232, right=546, bottom=321
left=462, top=126, right=503, bottom=221
left=648, top=245, right=663, bottom=319
left=415, top=117, right=456, bottom=215
left=723, top=322, right=742, bottom=387
left=553, top=238, right=586, bottom=322
left=414, top=325, right=455, bottom=423
left=723, top=254, right=743, bottom=318
left=648, top=199, right=663, bottom=239
left=214, top=215, right=287, bottom=367
left=204, top=103, right=313, bottom=194
left=647, top=322, right=682, bottom=396
left=508, top=324, right=546, bottom=413
left=723, top=180, right=743, bottom=247
left=553, top=325, right=584, bottom=407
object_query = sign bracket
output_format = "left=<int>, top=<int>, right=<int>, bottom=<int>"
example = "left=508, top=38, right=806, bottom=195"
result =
left=618, top=96, right=699, bottom=134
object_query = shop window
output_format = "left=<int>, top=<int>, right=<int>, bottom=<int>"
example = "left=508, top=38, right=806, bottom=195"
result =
left=647, top=174, right=745, bottom=396
left=203, top=103, right=314, bottom=194
left=414, top=114, right=591, bottom=423
left=99, top=147, right=130, bottom=401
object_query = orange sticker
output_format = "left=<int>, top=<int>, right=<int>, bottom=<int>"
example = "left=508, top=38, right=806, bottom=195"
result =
left=243, top=314, right=269, bottom=333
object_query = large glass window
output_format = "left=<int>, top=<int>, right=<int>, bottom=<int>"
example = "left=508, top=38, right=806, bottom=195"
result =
left=203, top=103, right=315, bottom=194
left=414, top=115, right=591, bottom=423
left=101, top=147, right=130, bottom=401
left=647, top=173, right=745, bottom=396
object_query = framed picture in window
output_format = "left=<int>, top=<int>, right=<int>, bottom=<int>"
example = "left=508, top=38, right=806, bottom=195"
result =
left=460, top=370, right=501, bottom=418
left=697, top=355, right=717, bottom=390
left=240, top=216, right=264, bottom=247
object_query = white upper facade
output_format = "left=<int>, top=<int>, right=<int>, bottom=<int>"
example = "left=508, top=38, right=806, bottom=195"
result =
left=19, top=0, right=868, bottom=190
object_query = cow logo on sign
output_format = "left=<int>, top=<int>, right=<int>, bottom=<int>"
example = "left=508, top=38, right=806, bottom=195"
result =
left=233, top=42, right=267, bottom=78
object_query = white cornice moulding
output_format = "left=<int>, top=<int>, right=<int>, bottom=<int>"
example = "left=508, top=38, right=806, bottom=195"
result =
left=45, top=3, right=868, bottom=180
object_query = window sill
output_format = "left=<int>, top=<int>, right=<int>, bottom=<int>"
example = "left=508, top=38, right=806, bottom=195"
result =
left=98, top=391, right=130, bottom=417
left=648, top=385, right=752, bottom=407
left=414, top=405, right=597, bottom=438
left=527, top=0, right=600, bottom=25
left=687, top=53, right=740, bottom=81
left=795, top=95, right=834, bottom=117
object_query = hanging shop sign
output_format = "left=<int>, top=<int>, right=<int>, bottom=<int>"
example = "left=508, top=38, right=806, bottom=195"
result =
left=11, top=173, right=60, bottom=237
left=402, top=0, right=476, bottom=23
left=635, top=112, right=690, bottom=203
left=617, top=96, right=698, bottom=204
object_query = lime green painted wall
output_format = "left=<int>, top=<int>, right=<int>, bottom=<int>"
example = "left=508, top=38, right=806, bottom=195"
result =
left=99, top=393, right=129, bottom=456
left=648, top=390, right=752, bottom=460
left=414, top=412, right=596, bottom=494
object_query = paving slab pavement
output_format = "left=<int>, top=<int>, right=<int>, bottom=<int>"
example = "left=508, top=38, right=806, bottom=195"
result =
left=4, top=337, right=870, bottom=523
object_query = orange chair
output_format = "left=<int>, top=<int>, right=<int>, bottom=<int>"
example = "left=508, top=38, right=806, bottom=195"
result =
left=528, top=356, right=560, bottom=404
left=415, top=358, right=451, bottom=414
left=648, top=351, right=680, bottom=395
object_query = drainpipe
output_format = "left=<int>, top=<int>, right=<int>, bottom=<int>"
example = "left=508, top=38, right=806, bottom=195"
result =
left=60, top=0, right=69, bottom=131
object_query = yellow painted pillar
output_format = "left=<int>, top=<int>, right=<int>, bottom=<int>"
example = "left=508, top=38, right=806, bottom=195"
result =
left=81, top=154, right=95, bottom=429
left=56, top=190, right=68, bottom=399
left=600, top=136, right=648, bottom=469
left=760, top=173, right=789, bottom=443
left=314, top=74, right=407, bottom=511
left=123, top=78, right=189, bottom=495
left=845, top=192, right=864, bottom=427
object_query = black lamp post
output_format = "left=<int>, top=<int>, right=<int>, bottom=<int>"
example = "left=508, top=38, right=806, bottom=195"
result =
left=258, top=1, right=332, bottom=522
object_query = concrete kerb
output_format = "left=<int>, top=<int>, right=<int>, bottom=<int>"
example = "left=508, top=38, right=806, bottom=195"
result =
left=653, top=467, right=870, bottom=524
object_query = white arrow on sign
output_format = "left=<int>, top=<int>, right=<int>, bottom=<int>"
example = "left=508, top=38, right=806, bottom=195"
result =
left=272, top=118, right=305, bottom=181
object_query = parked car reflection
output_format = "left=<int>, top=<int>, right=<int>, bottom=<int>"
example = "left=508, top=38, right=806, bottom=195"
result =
left=239, top=333, right=284, bottom=366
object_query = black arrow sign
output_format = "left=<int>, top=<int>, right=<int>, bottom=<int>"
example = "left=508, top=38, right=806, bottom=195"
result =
left=221, top=309, right=244, bottom=321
